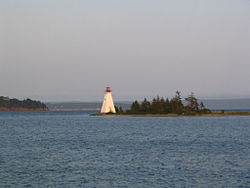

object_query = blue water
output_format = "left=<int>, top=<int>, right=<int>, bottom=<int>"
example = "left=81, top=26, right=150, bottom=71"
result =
left=0, top=111, right=250, bottom=187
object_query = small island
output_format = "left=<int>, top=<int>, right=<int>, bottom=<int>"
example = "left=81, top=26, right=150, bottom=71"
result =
left=0, top=96, right=48, bottom=111
left=93, top=91, right=250, bottom=117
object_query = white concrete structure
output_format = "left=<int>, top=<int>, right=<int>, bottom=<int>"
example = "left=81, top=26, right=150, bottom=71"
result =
left=100, top=87, right=116, bottom=113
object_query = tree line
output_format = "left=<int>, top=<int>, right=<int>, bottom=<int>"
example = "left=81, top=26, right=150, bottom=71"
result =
left=0, top=96, right=48, bottom=110
left=116, top=91, right=211, bottom=114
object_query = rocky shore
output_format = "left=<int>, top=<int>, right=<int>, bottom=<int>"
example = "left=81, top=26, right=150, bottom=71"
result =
left=91, top=112, right=250, bottom=117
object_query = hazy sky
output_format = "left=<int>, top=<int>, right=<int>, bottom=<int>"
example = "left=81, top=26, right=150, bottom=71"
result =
left=1, top=0, right=250, bottom=101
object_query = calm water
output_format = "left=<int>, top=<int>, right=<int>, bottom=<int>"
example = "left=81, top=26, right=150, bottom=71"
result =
left=0, top=111, right=250, bottom=187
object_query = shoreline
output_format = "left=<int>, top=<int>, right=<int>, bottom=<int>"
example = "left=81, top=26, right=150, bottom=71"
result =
left=91, top=112, right=250, bottom=117
left=0, top=108, right=49, bottom=111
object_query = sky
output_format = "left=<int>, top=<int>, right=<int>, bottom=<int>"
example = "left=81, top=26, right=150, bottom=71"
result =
left=1, top=0, right=250, bottom=101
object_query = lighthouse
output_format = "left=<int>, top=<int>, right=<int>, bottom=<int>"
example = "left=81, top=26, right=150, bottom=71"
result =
left=100, top=87, right=116, bottom=113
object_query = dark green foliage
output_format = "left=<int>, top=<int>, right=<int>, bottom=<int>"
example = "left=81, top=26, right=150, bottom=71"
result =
left=170, top=91, right=184, bottom=114
left=126, top=91, right=211, bottom=115
left=115, top=105, right=119, bottom=113
left=0, top=96, right=10, bottom=108
left=115, top=105, right=124, bottom=113
left=130, top=100, right=140, bottom=113
left=184, top=92, right=200, bottom=113
left=199, top=102, right=212, bottom=113
left=119, top=106, right=123, bottom=113
left=140, top=98, right=151, bottom=113
left=184, top=93, right=211, bottom=114
left=164, top=98, right=171, bottom=113
left=0, top=96, right=48, bottom=110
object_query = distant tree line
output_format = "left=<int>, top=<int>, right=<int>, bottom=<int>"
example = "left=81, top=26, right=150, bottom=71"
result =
left=0, top=96, right=48, bottom=110
left=116, top=91, right=211, bottom=114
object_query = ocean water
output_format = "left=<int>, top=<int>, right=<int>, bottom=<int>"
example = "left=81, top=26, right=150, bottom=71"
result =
left=0, top=111, right=250, bottom=187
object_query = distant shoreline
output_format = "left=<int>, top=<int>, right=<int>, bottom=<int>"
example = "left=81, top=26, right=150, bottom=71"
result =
left=0, top=96, right=48, bottom=111
left=48, top=108, right=100, bottom=111
left=0, top=108, right=49, bottom=111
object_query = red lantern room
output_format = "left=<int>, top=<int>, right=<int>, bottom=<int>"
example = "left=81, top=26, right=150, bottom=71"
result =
left=105, top=87, right=112, bottom=93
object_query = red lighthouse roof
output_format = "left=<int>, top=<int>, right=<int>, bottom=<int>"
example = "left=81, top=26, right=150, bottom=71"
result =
left=105, top=87, right=112, bottom=92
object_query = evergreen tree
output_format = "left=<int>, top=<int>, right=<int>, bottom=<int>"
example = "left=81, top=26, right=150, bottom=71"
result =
left=130, top=100, right=140, bottom=113
left=115, top=105, right=119, bottom=113
left=151, top=98, right=157, bottom=113
left=140, top=98, right=151, bottom=113
left=199, top=101, right=211, bottom=113
left=170, top=91, right=184, bottom=114
left=200, top=102, right=205, bottom=111
left=119, top=106, right=123, bottom=113
left=185, top=92, right=200, bottom=113
left=164, top=98, right=171, bottom=113
left=127, top=91, right=211, bottom=115
left=159, top=97, right=166, bottom=113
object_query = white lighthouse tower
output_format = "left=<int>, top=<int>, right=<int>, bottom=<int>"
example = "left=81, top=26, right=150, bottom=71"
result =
left=100, top=87, right=116, bottom=113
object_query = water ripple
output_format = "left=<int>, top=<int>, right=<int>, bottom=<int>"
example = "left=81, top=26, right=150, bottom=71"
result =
left=0, top=111, right=250, bottom=187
